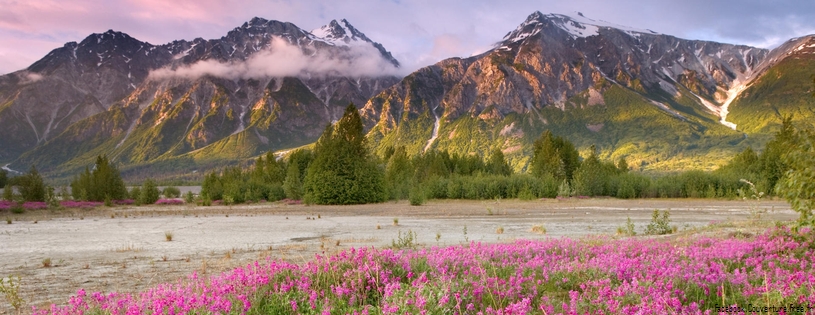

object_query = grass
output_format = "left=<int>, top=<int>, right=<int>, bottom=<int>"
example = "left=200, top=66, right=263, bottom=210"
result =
left=392, top=218, right=399, bottom=226
left=165, top=231, right=174, bottom=242
left=41, top=258, right=52, bottom=268
left=496, top=226, right=504, bottom=234
left=114, top=243, right=141, bottom=253
left=531, top=224, right=547, bottom=234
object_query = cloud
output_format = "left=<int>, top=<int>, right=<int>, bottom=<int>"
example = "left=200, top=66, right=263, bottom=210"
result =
left=148, top=37, right=402, bottom=80
left=3, top=0, right=815, bottom=75
left=17, top=71, right=43, bottom=84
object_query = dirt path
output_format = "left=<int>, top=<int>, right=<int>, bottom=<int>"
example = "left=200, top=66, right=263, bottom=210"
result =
left=0, top=198, right=796, bottom=312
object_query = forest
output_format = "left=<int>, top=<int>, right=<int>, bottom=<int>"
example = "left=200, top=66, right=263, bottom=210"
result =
left=2, top=106, right=813, bottom=226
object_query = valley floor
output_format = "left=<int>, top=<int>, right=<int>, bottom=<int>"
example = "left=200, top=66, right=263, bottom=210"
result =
left=0, top=198, right=798, bottom=312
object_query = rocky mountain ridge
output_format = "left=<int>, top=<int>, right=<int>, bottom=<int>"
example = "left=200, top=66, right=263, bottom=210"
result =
left=0, top=17, right=401, bottom=180
left=2, top=11, right=814, bottom=180
left=360, top=11, right=813, bottom=171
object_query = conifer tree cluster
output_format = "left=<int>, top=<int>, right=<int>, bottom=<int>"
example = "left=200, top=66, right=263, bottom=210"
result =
left=201, top=152, right=288, bottom=203
left=70, top=155, right=128, bottom=201
left=303, top=104, right=386, bottom=204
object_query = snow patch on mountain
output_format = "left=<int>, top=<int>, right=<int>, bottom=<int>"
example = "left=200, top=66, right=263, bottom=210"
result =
left=501, top=11, right=659, bottom=45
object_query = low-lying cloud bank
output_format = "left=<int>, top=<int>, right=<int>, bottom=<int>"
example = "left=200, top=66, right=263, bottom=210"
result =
left=148, top=37, right=402, bottom=80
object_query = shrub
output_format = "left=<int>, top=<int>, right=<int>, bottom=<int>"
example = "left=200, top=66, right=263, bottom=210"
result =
left=408, top=186, right=425, bottom=206
left=645, top=209, right=672, bottom=235
left=139, top=179, right=160, bottom=205
left=18, top=166, right=46, bottom=202
left=2, top=184, right=13, bottom=201
left=617, top=217, right=637, bottom=236
left=129, top=187, right=142, bottom=201
left=162, top=186, right=181, bottom=198
left=184, top=191, right=195, bottom=204
left=390, top=230, right=416, bottom=249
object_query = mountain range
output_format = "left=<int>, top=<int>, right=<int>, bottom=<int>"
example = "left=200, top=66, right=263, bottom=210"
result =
left=1, top=11, right=813, bottom=181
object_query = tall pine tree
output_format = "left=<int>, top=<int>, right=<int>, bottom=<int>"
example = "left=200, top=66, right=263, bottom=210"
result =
left=303, top=104, right=386, bottom=204
left=19, top=165, right=46, bottom=202
left=70, top=155, right=128, bottom=201
left=530, top=130, right=580, bottom=181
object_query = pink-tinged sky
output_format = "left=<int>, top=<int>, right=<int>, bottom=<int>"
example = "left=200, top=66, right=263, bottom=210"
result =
left=1, top=0, right=815, bottom=75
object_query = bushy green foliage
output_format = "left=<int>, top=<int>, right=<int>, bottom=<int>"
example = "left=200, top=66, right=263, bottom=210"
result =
left=530, top=130, right=580, bottom=181
left=139, top=179, right=160, bottom=205
left=2, top=183, right=13, bottom=201
left=304, top=104, right=386, bottom=205
left=283, top=161, right=303, bottom=200
left=18, top=165, right=46, bottom=202
left=129, top=186, right=142, bottom=202
left=485, top=148, right=512, bottom=176
left=572, top=146, right=621, bottom=196
left=611, top=172, right=651, bottom=199
left=162, top=186, right=181, bottom=198
left=384, top=147, right=412, bottom=200
left=408, top=185, right=425, bottom=206
left=645, top=209, right=673, bottom=235
left=423, top=174, right=558, bottom=200
left=778, top=127, right=815, bottom=227
left=201, top=153, right=289, bottom=204
left=184, top=191, right=195, bottom=204
left=391, top=230, right=417, bottom=249
left=617, top=217, right=637, bottom=236
left=70, top=155, right=128, bottom=201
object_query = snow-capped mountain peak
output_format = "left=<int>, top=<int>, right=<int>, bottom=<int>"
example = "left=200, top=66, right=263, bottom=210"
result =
left=501, top=11, right=660, bottom=45
left=311, top=19, right=372, bottom=46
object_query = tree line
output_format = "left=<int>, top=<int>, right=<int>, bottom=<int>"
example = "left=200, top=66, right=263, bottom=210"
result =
left=3, top=104, right=813, bottom=226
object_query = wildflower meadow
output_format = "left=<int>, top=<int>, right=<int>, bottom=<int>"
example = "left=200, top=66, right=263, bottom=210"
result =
left=31, top=226, right=815, bottom=315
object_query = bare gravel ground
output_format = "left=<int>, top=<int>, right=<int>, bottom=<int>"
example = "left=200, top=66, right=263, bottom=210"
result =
left=0, top=198, right=796, bottom=313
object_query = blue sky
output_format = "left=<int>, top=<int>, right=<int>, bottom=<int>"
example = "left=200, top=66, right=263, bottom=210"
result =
left=2, top=0, right=814, bottom=75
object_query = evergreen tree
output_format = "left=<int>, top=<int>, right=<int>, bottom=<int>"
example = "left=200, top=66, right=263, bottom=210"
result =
left=616, top=156, right=629, bottom=173
left=486, top=148, right=512, bottom=176
left=139, top=179, right=160, bottom=205
left=2, top=183, right=13, bottom=201
left=283, top=161, right=303, bottom=200
left=201, top=172, right=224, bottom=200
left=69, top=156, right=128, bottom=201
left=129, top=186, right=142, bottom=201
left=572, top=145, right=616, bottom=196
left=778, top=126, right=815, bottom=227
left=758, top=116, right=796, bottom=193
left=530, top=130, right=580, bottom=181
left=288, top=149, right=314, bottom=180
left=303, top=104, right=386, bottom=204
left=384, top=147, right=412, bottom=199
left=18, top=165, right=46, bottom=202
